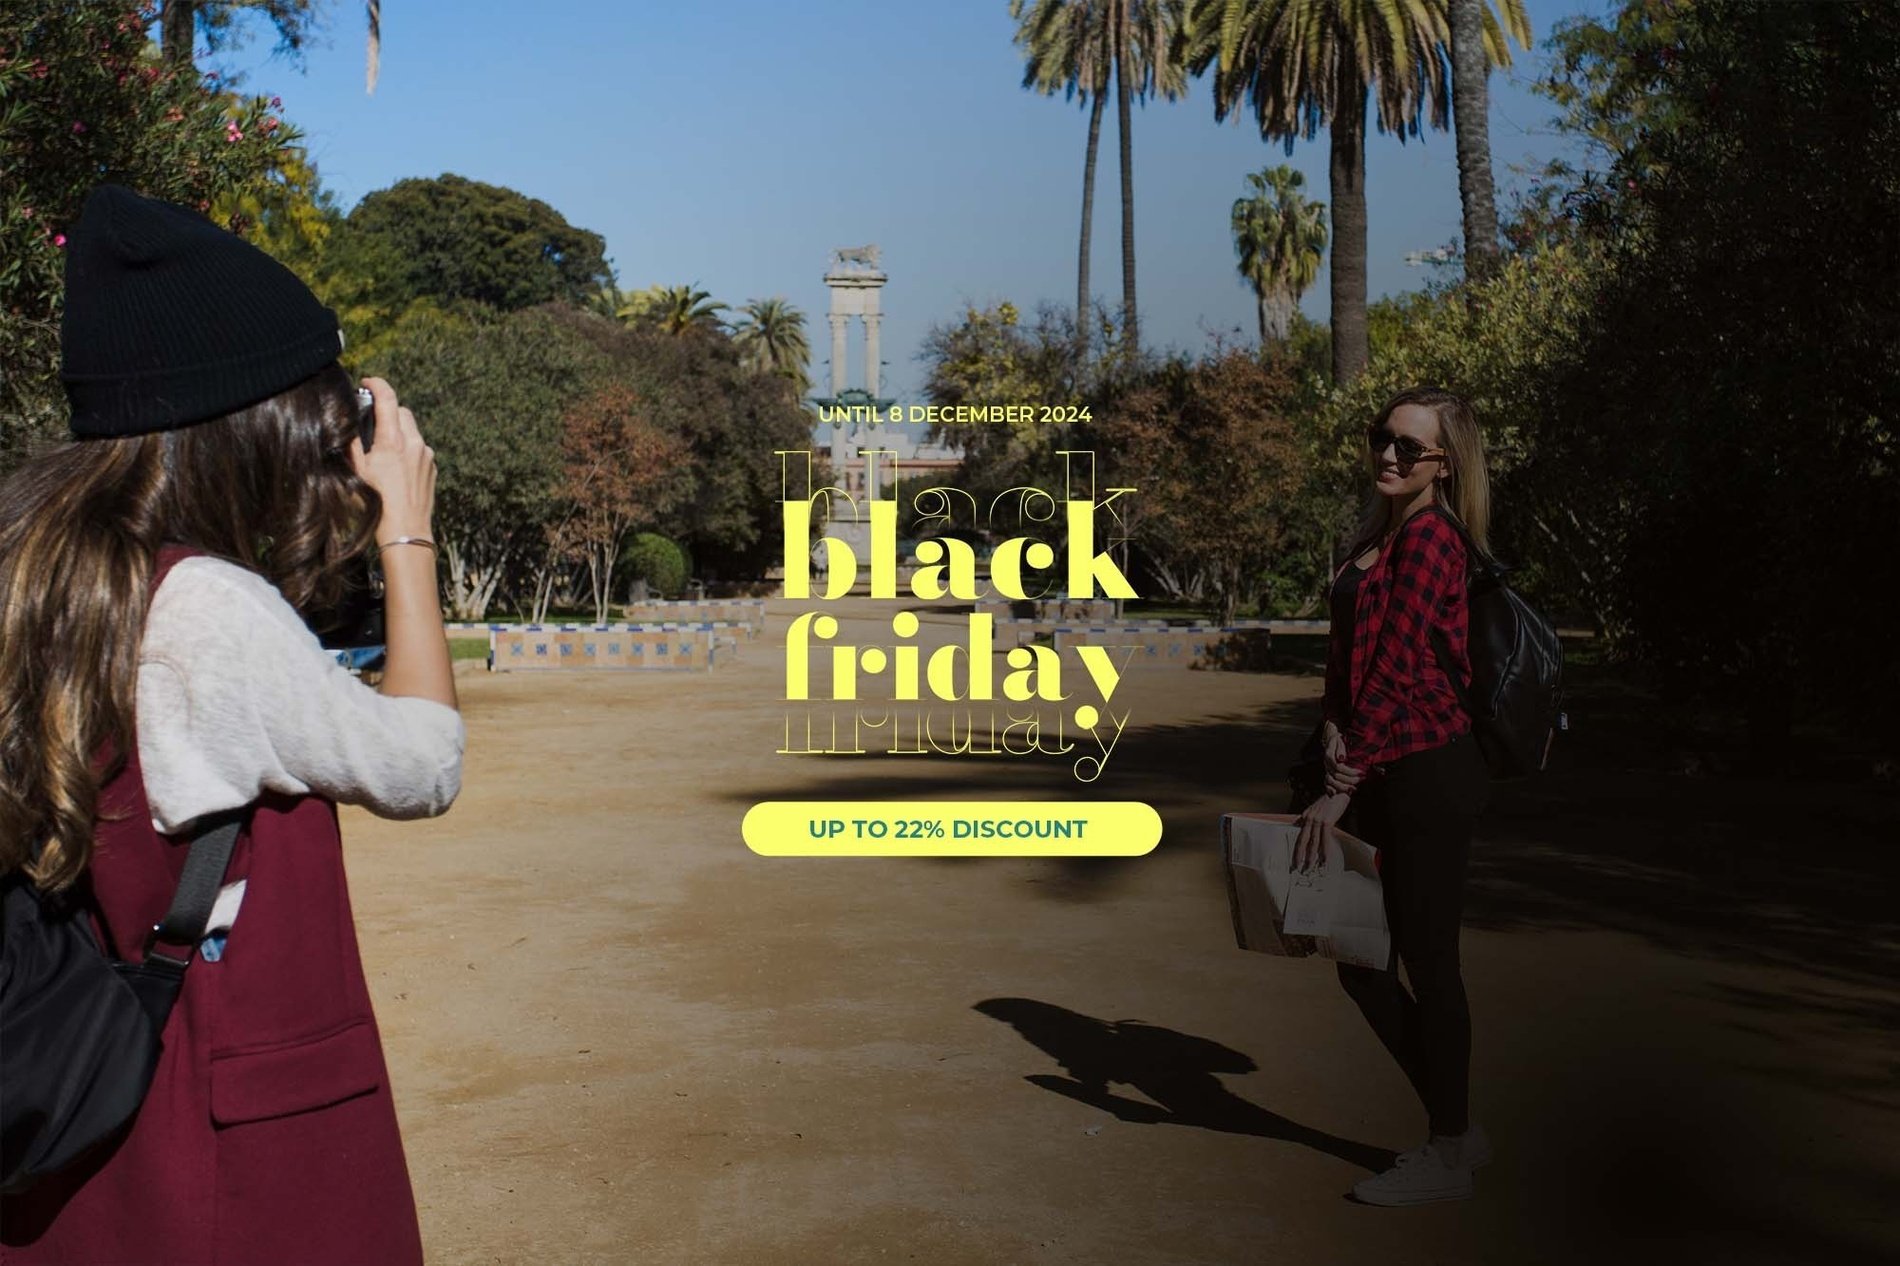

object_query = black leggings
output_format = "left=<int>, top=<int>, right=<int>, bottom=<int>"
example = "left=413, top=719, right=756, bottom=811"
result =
left=1335, top=731, right=1489, bottom=1137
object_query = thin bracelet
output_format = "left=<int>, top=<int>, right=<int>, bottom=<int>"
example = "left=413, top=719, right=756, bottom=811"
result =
left=376, top=536, right=437, bottom=554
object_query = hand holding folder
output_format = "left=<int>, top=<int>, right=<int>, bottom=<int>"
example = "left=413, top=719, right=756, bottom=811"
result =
left=1219, top=813, right=1391, bottom=971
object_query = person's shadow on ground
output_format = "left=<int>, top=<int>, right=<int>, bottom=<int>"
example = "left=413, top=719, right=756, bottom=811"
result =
left=974, top=997, right=1393, bottom=1174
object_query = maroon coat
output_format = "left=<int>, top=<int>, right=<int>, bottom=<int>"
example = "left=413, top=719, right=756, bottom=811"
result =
left=1, top=544, right=424, bottom=1265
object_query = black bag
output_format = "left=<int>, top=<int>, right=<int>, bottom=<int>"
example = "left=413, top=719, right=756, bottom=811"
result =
left=0, top=807, right=245, bottom=1194
left=1428, top=513, right=1568, bottom=778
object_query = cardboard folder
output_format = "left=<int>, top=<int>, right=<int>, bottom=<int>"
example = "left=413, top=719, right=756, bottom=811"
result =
left=1219, top=813, right=1391, bottom=971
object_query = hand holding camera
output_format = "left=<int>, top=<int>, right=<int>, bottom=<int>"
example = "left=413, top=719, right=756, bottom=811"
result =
left=349, top=377, right=436, bottom=547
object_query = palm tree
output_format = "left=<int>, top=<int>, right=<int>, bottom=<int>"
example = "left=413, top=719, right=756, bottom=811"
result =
left=1449, top=0, right=1530, bottom=281
left=1012, top=0, right=1185, bottom=355
left=585, top=283, right=623, bottom=321
left=618, top=284, right=728, bottom=337
left=733, top=298, right=812, bottom=397
left=1231, top=166, right=1328, bottom=344
left=1184, top=0, right=1527, bottom=383
left=1010, top=0, right=1112, bottom=344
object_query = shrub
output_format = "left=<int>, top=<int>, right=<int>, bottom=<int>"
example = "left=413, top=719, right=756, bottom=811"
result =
left=621, top=532, right=687, bottom=598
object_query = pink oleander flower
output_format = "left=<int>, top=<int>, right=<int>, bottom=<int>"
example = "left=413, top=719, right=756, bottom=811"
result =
left=72, top=121, right=87, bottom=134
left=261, top=116, right=279, bottom=133
left=53, top=234, right=66, bottom=248
left=225, top=121, right=244, bottom=142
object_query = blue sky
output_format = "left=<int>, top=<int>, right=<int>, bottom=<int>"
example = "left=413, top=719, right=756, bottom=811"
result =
left=197, top=0, right=1610, bottom=402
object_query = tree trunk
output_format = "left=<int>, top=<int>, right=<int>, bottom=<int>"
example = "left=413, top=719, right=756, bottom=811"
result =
left=1078, top=89, right=1106, bottom=352
left=1264, top=290, right=1293, bottom=343
left=1450, top=0, right=1500, bottom=282
left=1256, top=292, right=1270, bottom=346
left=530, top=565, right=557, bottom=625
left=1115, top=2, right=1138, bottom=355
left=442, top=538, right=507, bottom=622
left=161, top=0, right=197, bottom=67
left=1328, top=76, right=1370, bottom=384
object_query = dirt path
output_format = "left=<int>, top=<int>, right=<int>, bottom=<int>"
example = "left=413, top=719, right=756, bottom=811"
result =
left=339, top=597, right=1900, bottom=1265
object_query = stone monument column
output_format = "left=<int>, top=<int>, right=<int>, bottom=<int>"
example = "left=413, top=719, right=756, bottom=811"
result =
left=818, top=246, right=890, bottom=567
left=828, top=313, right=849, bottom=398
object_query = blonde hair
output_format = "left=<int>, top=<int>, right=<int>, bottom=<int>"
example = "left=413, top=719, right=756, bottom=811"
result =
left=1340, top=385, right=1492, bottom=568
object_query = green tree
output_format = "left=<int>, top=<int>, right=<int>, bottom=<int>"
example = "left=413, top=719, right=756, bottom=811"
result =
left=1531, top=0, right=1900, bottom=758
left=1095, top=348, right=1304, bottom=624
left=732, top=297, right=811, bottom=398
left=919, top=300, right=1110, bottom=512
left=1321, top=243, right=1604, bottom=626
left=1183, top=0, right=1530, bottom=383
left=342, top=174, right=611, bottom=312
left=551, top=383, right=693, bottom=623
left=0, top=1, right=306, bottom=460
left=1230, top=165, right=1328, bottom=344
left=359, top=303, right=605, bottom=619
left=537, top=305, right=813, bottom=582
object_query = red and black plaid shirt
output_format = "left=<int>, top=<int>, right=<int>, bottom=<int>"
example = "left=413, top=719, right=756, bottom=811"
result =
left=1322, top=504, right=1472, bottom=781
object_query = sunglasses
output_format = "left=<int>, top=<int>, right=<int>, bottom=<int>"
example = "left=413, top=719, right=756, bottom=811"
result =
left=1365, top=425, right=1446, bottom=467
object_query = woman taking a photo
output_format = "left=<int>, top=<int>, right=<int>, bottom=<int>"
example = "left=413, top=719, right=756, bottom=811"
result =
left=1293, top=384, right=1493, bottom=1207
left=0, top=184, right=462, bottom=1263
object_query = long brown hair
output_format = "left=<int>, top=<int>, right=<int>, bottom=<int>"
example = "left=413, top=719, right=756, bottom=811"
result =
left=1339, top=384, right=1493, bottom=571
left=0, top=360, right=382, bottom=892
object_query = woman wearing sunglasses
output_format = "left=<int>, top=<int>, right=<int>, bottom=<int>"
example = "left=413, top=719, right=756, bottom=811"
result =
left=1292, top=385, right=1493, bottom=1206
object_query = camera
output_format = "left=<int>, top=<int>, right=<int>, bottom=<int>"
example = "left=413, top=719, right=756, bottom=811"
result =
left=311, top=555, right=385, bottom=651
left=311, top=388, right=386, bottom=651
left=355, top=386, right=376, bottom=452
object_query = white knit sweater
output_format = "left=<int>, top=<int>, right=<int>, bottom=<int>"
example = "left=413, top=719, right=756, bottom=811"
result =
left=137, top=556, right=466, bottom=839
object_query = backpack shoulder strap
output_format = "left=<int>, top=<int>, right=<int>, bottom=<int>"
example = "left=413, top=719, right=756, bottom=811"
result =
left=146, top=807, right=246, bottom=958
left=1418, top=504, right=1510, bottom=585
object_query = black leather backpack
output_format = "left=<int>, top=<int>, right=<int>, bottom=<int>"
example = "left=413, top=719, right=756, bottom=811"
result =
left=0, top=807, right=245, bottom=1193
left=1427, top=510, right=1568, bottom=778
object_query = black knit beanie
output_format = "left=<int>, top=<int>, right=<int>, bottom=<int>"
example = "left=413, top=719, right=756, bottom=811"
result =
left=60, top=184, right=344, bottom=439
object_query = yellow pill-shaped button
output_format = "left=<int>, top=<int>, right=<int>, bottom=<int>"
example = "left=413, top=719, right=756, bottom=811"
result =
left=743, top=801, right=1161, bottom=856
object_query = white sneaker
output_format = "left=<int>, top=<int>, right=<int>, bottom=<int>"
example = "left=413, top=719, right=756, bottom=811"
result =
left=1351, top=1141, right=1474, bottom=1206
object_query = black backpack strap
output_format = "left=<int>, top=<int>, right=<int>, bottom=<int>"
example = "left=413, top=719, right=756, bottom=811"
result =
left=1431, top=626, right=1478, bottom=717
left=1418, top=503, right=1509, bottom=584
left=145, top=806, right=247, bottom=963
